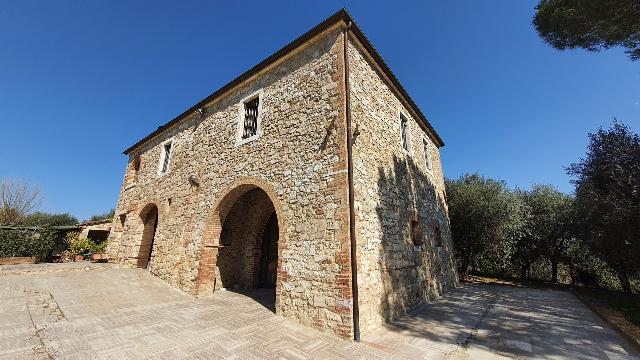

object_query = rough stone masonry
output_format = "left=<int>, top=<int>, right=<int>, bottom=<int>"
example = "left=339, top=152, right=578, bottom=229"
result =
left=106, top=9, right=458, bottom=340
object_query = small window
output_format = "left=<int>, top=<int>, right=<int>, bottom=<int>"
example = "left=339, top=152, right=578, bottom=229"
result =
left=133, top=156, right=141, bottom=181
left=159, top=141, right=172, bottom=174
left=410, top=219, right=423, bottom=246
left=400, top=114, right=410, bottom=153
left=127, top=156, right=141, bottom=185
left=119, top=213, right=126, bottom=227
left=434, top=226, right=442, bottom=248
left=423, top=139, right=432, bottom=171
left=236, top=90, right=263, bottom=146
left=242, top=97, right=259, bottom=139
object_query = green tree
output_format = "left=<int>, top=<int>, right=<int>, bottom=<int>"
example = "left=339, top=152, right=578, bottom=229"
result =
left=525, top=184, right=573, bottom=283
left=510, top=189, right=541, bottom=280
left=533, top=0, right=640, bottom=61
left=88, top=208, right=114, bottom=222
left=446, top=174, right=526, bottom=279
left=564, top=236, right=606, bottom=288
left=21, top=211, right=78, bottom=226
left=568, top=122, right=640, bottom=293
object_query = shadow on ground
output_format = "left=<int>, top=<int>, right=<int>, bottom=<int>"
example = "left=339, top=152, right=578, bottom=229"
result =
left=365, top=282, right=640, bottom=359
left=1, top=264, right=637, bottom=359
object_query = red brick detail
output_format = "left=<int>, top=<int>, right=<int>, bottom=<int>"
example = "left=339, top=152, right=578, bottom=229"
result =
left=136, top=203, right=158, bottom=268
left=195, top=177, right=286, bottom=302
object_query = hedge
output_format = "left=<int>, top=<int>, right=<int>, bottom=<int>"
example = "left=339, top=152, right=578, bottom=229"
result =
left=0, top=227, right=56, bottom=259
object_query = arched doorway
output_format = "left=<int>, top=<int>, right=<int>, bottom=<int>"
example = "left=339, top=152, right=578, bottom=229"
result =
left=258, top=212, right=279, bottom=288
left=137, top=204, right=158, bottom=270
left=197, top=182, right=283, bottom=311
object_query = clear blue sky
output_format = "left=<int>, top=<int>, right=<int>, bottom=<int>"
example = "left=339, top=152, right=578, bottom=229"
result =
left=1, top=1, right=638, bottom=221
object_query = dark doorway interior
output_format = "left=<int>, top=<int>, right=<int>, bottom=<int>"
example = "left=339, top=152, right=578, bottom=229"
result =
left=259, top=212, right=279, bottom=288
left=214, top=188, right=279, bottom=312
left=137, top=206, right=158, bottom=269
left=87, top=230, right=109, bottom=244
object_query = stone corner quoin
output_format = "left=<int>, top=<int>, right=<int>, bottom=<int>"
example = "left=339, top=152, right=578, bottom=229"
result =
left=105, top=11, right=458, bottom=340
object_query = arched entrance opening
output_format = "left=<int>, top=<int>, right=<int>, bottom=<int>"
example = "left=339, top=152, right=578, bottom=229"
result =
left=196, top=182, right=283, bottom=312
left=137, top=204, right=158, bottom=270
left=215, top=188, right=279, bottom=310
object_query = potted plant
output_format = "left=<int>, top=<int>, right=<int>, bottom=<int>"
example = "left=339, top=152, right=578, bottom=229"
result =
left=90, top=241, right=108, bottom=262
left=65, top=232, right=93, bottom=262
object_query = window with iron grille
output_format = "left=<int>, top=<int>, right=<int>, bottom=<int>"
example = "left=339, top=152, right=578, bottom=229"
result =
left=400, top=114, right=410, bottom=153
left=242, top=97, right=259, bottom=139
left=160, top=141, right=172, bottom=174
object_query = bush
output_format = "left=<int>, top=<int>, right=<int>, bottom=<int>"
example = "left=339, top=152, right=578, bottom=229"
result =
left=62, top=232, right=107, bottom=260
left=91, top=239, right=108, bottom=254
left=0, top=227, right=56, bottom=259
left=65, top=232, right=93, bottom=256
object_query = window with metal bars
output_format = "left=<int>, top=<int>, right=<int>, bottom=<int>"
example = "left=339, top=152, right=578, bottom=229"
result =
left=400, top=114, right=410, bottom=152
left=242, top=97, right=259, bottom=139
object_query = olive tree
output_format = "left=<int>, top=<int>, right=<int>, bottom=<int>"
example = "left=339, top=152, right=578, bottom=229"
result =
left=568, top=122, right=640, bottom=293
left=446, top=174, right=526, bottom=279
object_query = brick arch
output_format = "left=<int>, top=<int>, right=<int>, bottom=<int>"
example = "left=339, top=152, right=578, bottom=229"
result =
left=195, top=177, right=286, bottom=299
left=139, top=202, right=160, bottom=222
left=137, top=202, right=159, bottom=269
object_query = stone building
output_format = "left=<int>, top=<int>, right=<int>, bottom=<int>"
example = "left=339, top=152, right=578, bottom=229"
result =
left=78, top=218, right=112, bottom=244
left=107, top=9, right=458, bottom=340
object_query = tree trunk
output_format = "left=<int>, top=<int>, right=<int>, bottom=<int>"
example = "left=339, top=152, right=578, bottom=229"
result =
left=521, top=265, right=528, bottom=280
left=551, top=260, right=559, bottom=284
left=618, top=271, right=632, bottom=294
left=568, top=264, right=575, bottom=285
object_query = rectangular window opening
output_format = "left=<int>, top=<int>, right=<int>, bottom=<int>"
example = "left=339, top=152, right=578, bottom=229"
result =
left=410, top=219, right=424, bottom=246
left=161, top=142, right=172, bottom=174
left=423, top=139, right=432, bottom=171
left=435, top=226, right=443, bottom=248
left=400, top=114, right=410, bottom=152
left=242, top=97, right=259, bottom=140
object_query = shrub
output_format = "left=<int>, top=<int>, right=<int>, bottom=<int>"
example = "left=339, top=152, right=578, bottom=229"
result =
left=91, top=240, right=108, bottom=254
left=0, top=226, right=56, bottom=259
left=64, top=231, right=107, bottom=258
left=65, top=231, right=93, bottom=256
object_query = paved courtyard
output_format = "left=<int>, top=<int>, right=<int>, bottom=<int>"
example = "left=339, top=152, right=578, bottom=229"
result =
left=0, top=264, right=637, bottom=359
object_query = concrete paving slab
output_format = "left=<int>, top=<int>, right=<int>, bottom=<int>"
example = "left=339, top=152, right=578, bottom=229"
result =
left=0, top=265, right=638, bottom=359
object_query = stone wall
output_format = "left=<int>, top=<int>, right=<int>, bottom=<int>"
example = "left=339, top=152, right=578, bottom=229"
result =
left=78, top=220, right=112, bottom=240
left=107, top=28, right=355, bottom=338
left=106, top=23, right=458, bottom=340
left=347, top=40, right=458, bottom=334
